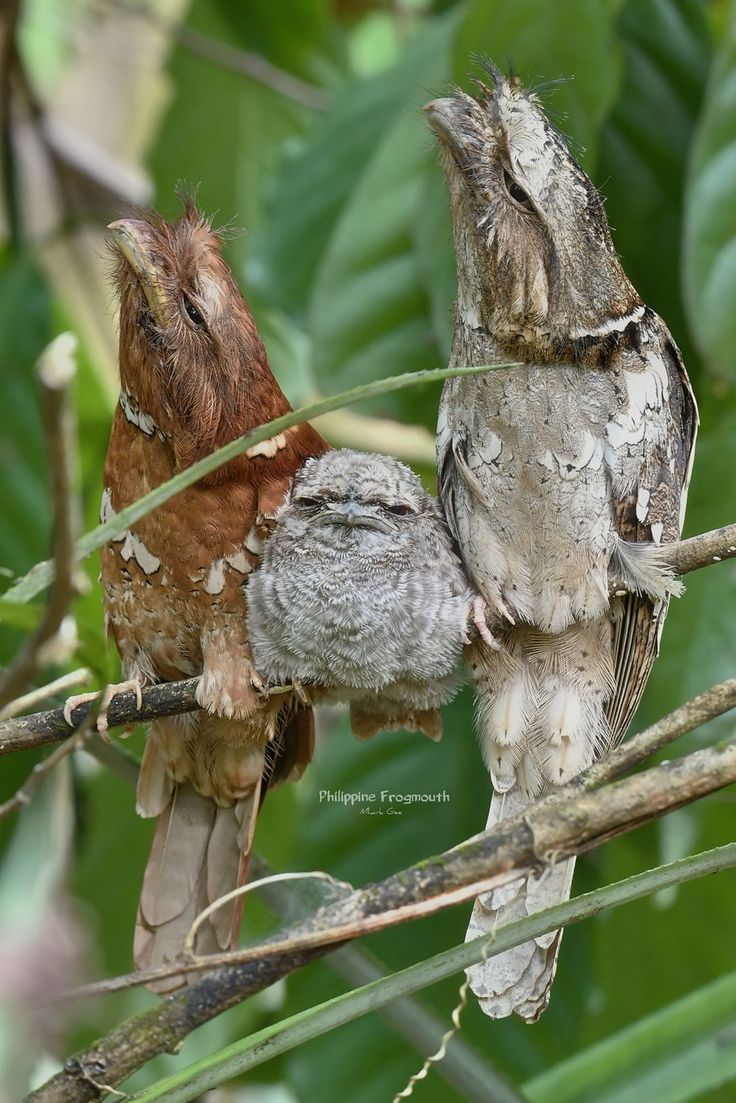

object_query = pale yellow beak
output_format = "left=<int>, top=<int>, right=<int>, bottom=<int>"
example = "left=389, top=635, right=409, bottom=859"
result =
left=423, top=98, right=468, bottom=155
left=108, top=219, right=168, bottom=327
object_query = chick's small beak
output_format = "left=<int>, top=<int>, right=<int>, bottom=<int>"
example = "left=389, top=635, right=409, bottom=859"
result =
left=108, top=219, right=168, bottom=327
left=318, top=503, right=394, bottom=535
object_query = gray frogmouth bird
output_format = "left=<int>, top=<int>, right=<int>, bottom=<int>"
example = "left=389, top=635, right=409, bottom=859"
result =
left=247, top=449, right=488, bottom=741
left=425, top=66, right=698, bottom=1021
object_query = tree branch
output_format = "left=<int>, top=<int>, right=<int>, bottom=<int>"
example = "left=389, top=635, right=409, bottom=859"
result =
left=50, top=728, right=736, bottom=1000
left=0, top=678, right=200, bottom=754
left=250, top=860, right=523, bottom=1103
left=667, top=522, right=736, bottom=576
left=2, top=658, right=735, bottom=769
left=118, top=843, right=736, bottom=1103
left=20, top=674, right=736, bottom=1099
left=27, top=817, right=736, bottom=1102
left=109, top=0, right=330, bottom=110
left=0, top=334, right=82, bottom=709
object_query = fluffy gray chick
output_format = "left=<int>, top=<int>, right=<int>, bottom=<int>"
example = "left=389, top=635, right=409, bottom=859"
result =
left=247, top=449, right=484, bottom=742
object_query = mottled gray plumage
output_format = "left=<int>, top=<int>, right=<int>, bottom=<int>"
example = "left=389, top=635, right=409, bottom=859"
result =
left=426, top=66, right=697, bottom=1021
left=247, top=449, right=476, bottom=741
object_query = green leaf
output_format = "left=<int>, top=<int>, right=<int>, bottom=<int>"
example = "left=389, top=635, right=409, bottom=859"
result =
left=683, top=8, right=736, bottom=380
left=0, top=253, right=52, bottom=669
left=252, top=15, right=456, bottom=316
left=413, top=159, right=458, bottom=363
left=308, top=113, right=441, bottom=424
left=150, top=0, right=334, bottom=274
left=454, top=0, right=626, bottom=173
left=598, top=0, right=711, bottom=361
left=525, top=970, right=736, bottom=1103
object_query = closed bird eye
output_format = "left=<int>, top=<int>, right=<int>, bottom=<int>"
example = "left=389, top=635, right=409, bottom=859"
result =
left=183, top=294, right=206, bottom=327
left=385, top=503, right=415, bottom=516
left=293, top=496, right=323, bottom=508
left=502, top=167, right=534, bottom=210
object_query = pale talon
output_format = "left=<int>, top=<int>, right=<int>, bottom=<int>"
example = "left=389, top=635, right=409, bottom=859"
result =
left=495, top=595, right=516, bottom=626
left=249, top=668, right=267, bottom=696
left=292, top=680, right=311, bottom=706
left=263, top=682, right=294, bottom=696
left=64, top=679, right=143, bottom=736
left=472, top=595, right=502, bottom=650
left=63, top=690, right=100, bottom=727
left=97, top=678, right=144, bottom=736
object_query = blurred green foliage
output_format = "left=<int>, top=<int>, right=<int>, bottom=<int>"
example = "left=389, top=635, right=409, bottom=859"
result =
left=1, top=0, right=736, bottom=1101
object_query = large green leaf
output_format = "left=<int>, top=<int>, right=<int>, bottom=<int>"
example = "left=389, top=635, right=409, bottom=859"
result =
left=150, top=0, right=335, bottom=274
left=0, top=253, right=52, bottom=585
left=683, top=6, right=736, bottom=381
left=598, top=0, right=711, bottom=362
left=251, top=15, right=456, bottom=317
left=454, top=0, right=625, bottom=173
left=307, top=111, right=442, bottom=424
left=526, top=970, right=736, bottom=1103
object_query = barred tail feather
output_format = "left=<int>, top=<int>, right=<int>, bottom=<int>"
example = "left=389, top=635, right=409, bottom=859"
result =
left=465, top=788, right=575, bottom=1022
left=467, top=619, right=613, bottom=1019
left=134, top=729, right=261, bottom=993
left=134, top=782, right=259, bottom=992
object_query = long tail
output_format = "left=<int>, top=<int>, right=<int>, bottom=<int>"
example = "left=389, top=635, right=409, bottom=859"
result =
left=132, top=706, right=313, bottom=992
left=134, top=719, right=261, bottom=993
left=466, top=789, right=575, bottom=1022
left=466, top=620, right=613, bottom=1020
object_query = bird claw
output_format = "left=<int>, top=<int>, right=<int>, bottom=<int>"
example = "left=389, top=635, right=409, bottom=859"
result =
left=63, top=691, right=100, bottom=728
left=470, top=595, right=502, bottom=651
left=260, top=679, right=312, bottom=705
left=292, top=679, right=311, bottom=706
left=63, top=679, right=143, bottom=737
left=249, top=667, right=266, bottom=696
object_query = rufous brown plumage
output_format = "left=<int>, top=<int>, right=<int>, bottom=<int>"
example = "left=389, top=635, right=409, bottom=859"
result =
left=98, top=200, right=328, bottom=983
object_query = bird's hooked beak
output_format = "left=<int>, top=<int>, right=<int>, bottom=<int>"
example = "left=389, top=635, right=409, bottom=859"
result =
left=315, top=502, right=394, bottom=535
left=108, top=219, right=169, bottom=327
left=423, top=98, right=471, bottom=160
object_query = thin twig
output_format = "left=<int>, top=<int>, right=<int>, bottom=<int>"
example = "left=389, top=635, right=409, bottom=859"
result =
left=26, top=841, right=736, bottom=1103
left=48, top=731, right=736, bottom=1000
left=0, top=678, right=201, bottom=754
left=0, top=708, right=97, bottom=822
left=0, top=667, right=91, bottom=721
left=579, top=678, right=736, bottom=790
left=667, top=523, right=736, bottom=576
left=0, top=334, right=83, bottom=708
left=106, top=0, right=329, bottom=110
left=250, top=862, right=523, bottom=1103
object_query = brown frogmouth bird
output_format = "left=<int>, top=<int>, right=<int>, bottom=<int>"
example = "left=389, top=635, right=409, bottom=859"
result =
left=246, top=449, right=485, bottom=742
left=425, top=67, right=697, bottom=1021
left=69, top=202, right=329, bottom=981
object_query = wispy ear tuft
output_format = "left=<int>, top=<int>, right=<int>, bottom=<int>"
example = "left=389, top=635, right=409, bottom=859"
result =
left=175, top=179, right=202, bottom=214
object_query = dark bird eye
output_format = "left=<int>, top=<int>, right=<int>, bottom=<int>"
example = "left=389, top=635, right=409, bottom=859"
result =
left=183, top=295, right=205, bottom=327
left=294, top=496, right=322, bottom=508
left=386, top=503, right=415, bottom=516
left=502, top=167, right=533, bottom=209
